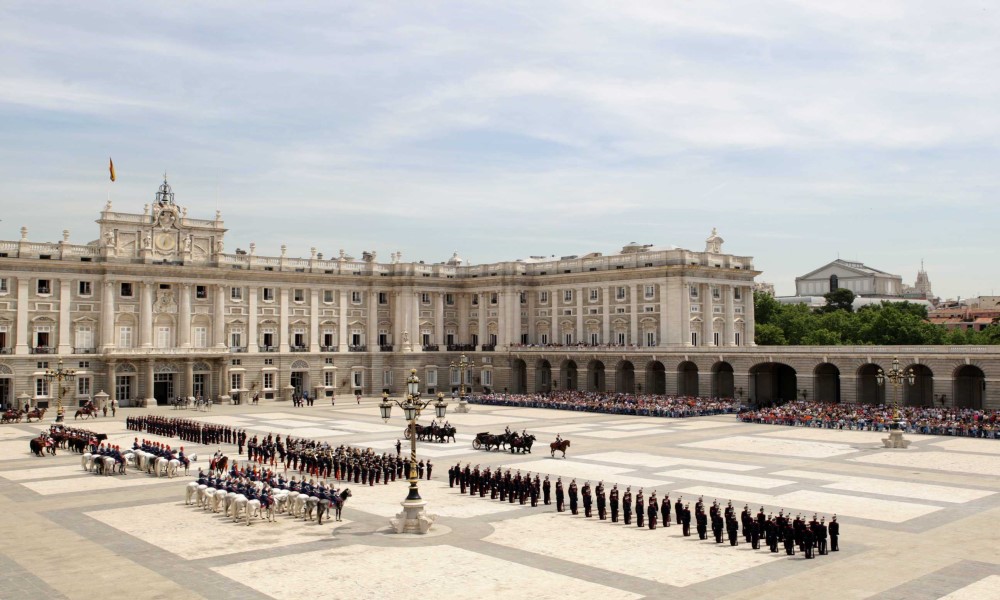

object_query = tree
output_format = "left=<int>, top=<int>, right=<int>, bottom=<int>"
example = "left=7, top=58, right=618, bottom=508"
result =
left=753, top=291, right=782, bottom=325
left=802, top=328, right=841, bottom=345
left=754, top=323, right=787, bottom=346
left=821, top=288, right=855, bottom=313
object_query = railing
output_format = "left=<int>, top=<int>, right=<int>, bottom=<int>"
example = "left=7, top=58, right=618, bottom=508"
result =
left=448, top=344, right=476, bottom=352
left=30, top=346, right=54, bottom=354
left=105, top=347, right=224, bottom=355
left=230, top=346, right=247, bottom=353
left=289, top=346, right=308, bottom=352
left=422, top=345, right=440, bottom=351
left=507, top=345, right=1000, bottom=355
left=261, top=346, right=278, bottom=353
left=73, top=347, right=96, bottom=354
left=348, top=345, right=367, bottom=352
left=380, top=344, right=394, bottom=352
left=320, top=345, right=338, bottom=352
left=480, top=344, right=496, bottom=352
left=0, top=347, right=11, bottom=354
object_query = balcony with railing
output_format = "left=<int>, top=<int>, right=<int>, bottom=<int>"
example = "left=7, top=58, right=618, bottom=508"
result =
left=320, top=345, right=338, bottom=352
left=290, top=346, right=308, bottom=352
left=380, top=344, right=394, bottom=352
left=480, top=344, right=496, bottom=352
left=422, top=344, right=440, bottom=352
left=348, top=345, right=367, bottom=352
left=261, top=346, right=278, bottom=353
left=447, top=344, right=476, bottom=352
left=73, top=347, right=97, bottom=354
left=31, top=346, right=54, bottom=354
left=230, top=346, right=247, bottom=353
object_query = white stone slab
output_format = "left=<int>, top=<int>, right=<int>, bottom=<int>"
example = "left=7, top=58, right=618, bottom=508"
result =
left=669, top=421, right=742, bottom=430
left=434, top=413, right=530, bottom=427
left=852, top=451, right=1000, bottom=477
left=755, top=428, right=892, bottom=445
left=485, top=512, right=781, bottom=587
left=682, top=435, right=858, bottom=458
left=347, top=480, right=523, bottom=519
left=333, top=421, right=400, bottom=434
left=0, top=427, right=31, bottom=440
left=261, top=419, right=324, bottom=429
left=672, top=486, right=941, bottom=523
left=774, top=470, right=995, bottom=503
left=190, top=415, right=253, bottom=426
left=0, top=464, right=93, bottom=481
left=937, top=575, right=1000, bottom=600
left=486, top=408, right=594, bottom=420
left=576, top=452, right=762, bottom=471
left=529, top=424, right=599, bottom=434
left=361, top=439, right=476, bottom=459
left=607, top=423, right=670, bottom=431
left=656, top=469, right=795, bottom=490
left=931, top=438, right=1000, bottom=455
left=282, top=427, right=351, bottom=439
left=244, top=412, right=308, bottom=420
left=87, top=501, right=349, bottom=559
left=213, top=544, right=641, bottom=600
left=498, top=459, right=669, bottom=489
left=24, top=474, right=184, bottom=495
left=576, top=428, right=672, bottom=439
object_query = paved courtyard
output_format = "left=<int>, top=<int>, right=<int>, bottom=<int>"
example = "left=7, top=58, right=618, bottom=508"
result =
left=1, top=399, right=998, bottom=600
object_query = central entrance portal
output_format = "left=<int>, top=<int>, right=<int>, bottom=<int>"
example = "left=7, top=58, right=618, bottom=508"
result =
left=154, top=373, right=175, bottom=405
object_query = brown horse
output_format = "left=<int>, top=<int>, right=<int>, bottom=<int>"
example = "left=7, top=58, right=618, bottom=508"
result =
left=2, top=409, right=23, bottom=423
left=25, top=408, right=46, bottom=422
left=74, top=406, right=98, bottom=420
left=209, top=455, right=229, bottom=475
left=550, top=439, right=571, bottom=458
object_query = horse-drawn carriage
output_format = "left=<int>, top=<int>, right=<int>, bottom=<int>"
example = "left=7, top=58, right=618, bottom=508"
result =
left=403, top=423, right=457, bottom=443
left=2, top=408, right=23, bottom=423
left=472, top=431, right=536, bottom=453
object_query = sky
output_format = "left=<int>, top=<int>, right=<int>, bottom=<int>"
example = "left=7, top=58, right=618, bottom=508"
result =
left=1, top=1, right=998, bottom=299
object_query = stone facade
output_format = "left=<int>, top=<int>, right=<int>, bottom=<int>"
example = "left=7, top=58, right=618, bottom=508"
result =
left=0, top=181, right=759, bottom=408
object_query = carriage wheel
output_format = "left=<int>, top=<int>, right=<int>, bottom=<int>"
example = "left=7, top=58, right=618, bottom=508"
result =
left=473, top=439, right=482, bottom=450
left=403, top=428, right=411, bottom=440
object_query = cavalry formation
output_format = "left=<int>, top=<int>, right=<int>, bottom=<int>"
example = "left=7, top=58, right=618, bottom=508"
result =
left=29, top=425, right=107, bottom=456
left=3, top=407, right=46, bottom=423
left=403, top=421, right=457, bottom=443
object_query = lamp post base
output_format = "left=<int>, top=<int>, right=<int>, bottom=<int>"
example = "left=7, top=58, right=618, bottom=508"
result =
left=390, top=499, right=435, bottom=534
left=882, top=429, right=911, bottom=449
left=455, top=399, right=470, bottom=414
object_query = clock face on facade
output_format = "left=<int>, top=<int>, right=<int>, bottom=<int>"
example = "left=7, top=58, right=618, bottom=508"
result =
left=155, top=232, right=176, bottom=252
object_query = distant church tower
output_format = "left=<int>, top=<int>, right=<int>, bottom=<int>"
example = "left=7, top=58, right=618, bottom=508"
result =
left=914, top=259, right=933, bottom=299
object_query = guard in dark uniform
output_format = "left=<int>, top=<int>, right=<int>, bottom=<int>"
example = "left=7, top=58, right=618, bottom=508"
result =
left=829, top=515, right=839, bottom=551
left=448, top=464, right=456, bottom=488
left=568, top=479, right=579, bottom=515
left=674, top=496, right=684, bottom=525
left=530, top=475, right=539, bottom=507
left=426, top=459, right=433, bottom=480
left=635, top=488, right=644, bottom=528
left=647, top=494, right=657, bottom=530
left=698, top=506, right=710, bottom=540
left=766, top=516, right=779, bottom=552
left=741, top=505, right=752, bottom=543
left=783, top=523, right=796, bottom=555
left=622, top=487, right=632, bottom=525
left=750, top=519, right=761, bottom=549
left=555, top=477, right=565, bottom=512
left=681, top=503, right=692, bottom=536
left=712, top=509, right=724, bottom=543
left=596, top=482, right=606, bottom=520
left=661, top=494, right=671, bottom=527
left=803, top=527, right=815, bottom=559
left=542, top=475, right=551, bottom=505
left=816, top=517, right=828, bottom=555
left=581, top=481, right=592, bottom=517
left=610, top=484, right=620, bottom=523
left=727, top=514, right=739, bottom=546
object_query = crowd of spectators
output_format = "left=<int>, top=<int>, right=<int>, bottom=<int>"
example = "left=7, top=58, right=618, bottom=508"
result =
left=737, top=401, right=1000, bottom=439
left=471, top=391, right=743, bottom=417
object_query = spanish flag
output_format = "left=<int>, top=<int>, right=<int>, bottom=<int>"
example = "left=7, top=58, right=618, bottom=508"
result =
left=109, top=157, right=116, bottom=182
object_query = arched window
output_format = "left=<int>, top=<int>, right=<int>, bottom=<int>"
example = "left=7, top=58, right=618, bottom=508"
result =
left=829, top=274, right=839, bottom=291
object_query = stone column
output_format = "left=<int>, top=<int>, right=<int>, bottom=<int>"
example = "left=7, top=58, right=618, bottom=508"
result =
left=724, top=285, right=735, bottom=347
left=15, top=277, right=29, bottom=354
left=602, top=286, right=611, bottom=345
left=629, top=283, right=639, bottom=346
left=665, top=277, right=683, bottom=346
left=527, top=290, right=536, bottom=344
left=107, top=360, right=118, bottom=405
left=144, top=360, right=155, bottom=406
left=434, top=292, right=445, bottom=345
left=338, top=289, right=349, bottom=350
left=458, top=293, right=469, bottom=344
left=140, top=282, right=153, bottom=348
left=658, top=282, right=669, bottom=347
left=58, top=279, right=71, bottom=354
left=702, top=283, right=713, bottom=346
left=178, top=283, right=191, bottom=348
left=681, top=280, right=692, bottom=346
left=576, top=287, right=584, bottom=344
left=497, top=291, right=507, bottom=348
left=411, top=289, right=421, bottom=351
left=214, top=284, right=226, bottom=348
left=477, top=293, right=487, bottom=348
left=309, top=289, right=320, bottom=352
left=220, top=359, right=230, bottom=400
left=248, top=286, right=259, bottom=352
left=278, top=287, right=290, bottom=352
left=185, top=360, right=194, bottom=398
left=100, top=280, right=115, bottom=351
left=745, top=285, right=756, bottom=346
left=367, top=290, right=378, bottom=349
left=391, top=291, right=402, bottom=348
left=550, top=289, right=558, bottom=345
left=511, top=290, right=522, bottom=346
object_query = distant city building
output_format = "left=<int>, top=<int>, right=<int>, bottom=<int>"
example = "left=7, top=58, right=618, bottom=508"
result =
left=796, top=259, right=903, bottom=298
left=753, top=282, right=776, bottom=297
left=927, top=305, right=999, bottom=332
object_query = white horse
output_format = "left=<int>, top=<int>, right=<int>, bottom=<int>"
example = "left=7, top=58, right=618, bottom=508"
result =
left=185, top=482, right=201, bottom=505
left=98, top=456, right=117, bottom=476
left=82, top=452, right=95, bottom=472
left=167, top=458, right=181, bottom=478
left=302, top=495, right=321, bottom=522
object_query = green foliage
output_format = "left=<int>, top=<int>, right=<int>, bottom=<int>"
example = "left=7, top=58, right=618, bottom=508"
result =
left=821, top=288, right=855, bottom=313
left=752, top=294, right=998, bottom=346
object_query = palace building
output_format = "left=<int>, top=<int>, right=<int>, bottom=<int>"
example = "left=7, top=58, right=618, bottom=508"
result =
left=0, top=179, right=760, bottom=408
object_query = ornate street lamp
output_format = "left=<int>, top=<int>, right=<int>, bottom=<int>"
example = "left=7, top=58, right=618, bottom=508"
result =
left=876, top=357, right=915, bottom=430
left=43, top=359, right=77, bottom=423
left=450, top=353, right=475, bottom=413
left=378, top=368, right=448, bottom=533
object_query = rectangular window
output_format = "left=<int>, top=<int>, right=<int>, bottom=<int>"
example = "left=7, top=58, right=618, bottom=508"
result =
left=521, top=333, right=528, bottom=344
left=445, top=293, right=454, bottom=306
left=230, top=330, right=243, bottom=348
left=77, top=377, right=91, bottom=396
left=378, top=330, right=388, bottom=346
left=691, top=331, right=698, bottom=346
left=490, top=292, right=498, bottom=305
left=34, top=327, right=50, bottom=349
left=616, top=332, right=626, bottom=345
left=321, top=371, right=333, bottom=387
left=155, top=326, right=170, bottom=348
left=262, top=287, right=274, bottom=302
left=646, top=331, right=656, bottom=347
left=713, top=332, right=720, bottom=346
left=481, top=369, right=493, bottom=387
left=78, top=281, right=92, bottom=296
left=645, top=285, right=655, bottom=299
left=264, top=358, right=273, bottom=365
left=617, top=287, right=626, bottom=300
left=735, top=332, right=742, bottom=346
left=324, top=290, right=334, bottom=303
left=564, top=333, right=573, bottom=345
left=351, top=291, right=362, bottom=304
left=564, top=290, right=573, bottom=303
left=520, top=292, right=526, bottom=304
left=263, top=372, right=275, bottom=389
left=422, top=332, right=431, bottom=346
left=539, top=291, right=548, bottom=303
left=230, top=372, right=243, bottom=392
left=115, top=376, right=132, bottom=402
left=489, top=333, right=497, bottom=346
left=195, top=285, right=207, bottom=299
left=293, top=289, right=305, bottom=302
left=231, top=358, right=242, bottom=366
left=0, top=278, right=7, bottom=293
left=351, top=331, right=362, bottom=346
left=36, top=378, right=49, bottom=397
left=590, top=332, right=599, bottom=345
left=193, top=326, right=208, bottom=348
left=37, top=279, right=51, bottom=294
left=712, top=287, right=721, bottom=299
left=471, top=333, right=479, bottom=347
left=352, top=370, right=363, bottom=388
left=383, top=369, right=393, bottom=387
left=231, top=286, right=243, bottom=301
left=426, top=369, right=437, bottom=386
left=378, top=292, right=388, bottom=305
left=323, top=331, right=335, bottom=347
left=262, top=330, right=275, bottom=348
left=421, top=292, right=431, bottom=304
left=446, top=332, right=455, bottom=345
left=689, top=285, right=698, bottom=298
left=472, top=295, right=479, bottom=306
left=293, top=329, right=306, bottom=347
left=734, top=287, right=742, bottom=300
left=120, top=282, right=133, bottom=297
left=589, top=289, right=598, bottom=301
left=118, top=326, right=133, bottom=348
left=75, top=325, right=93, bottom=349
